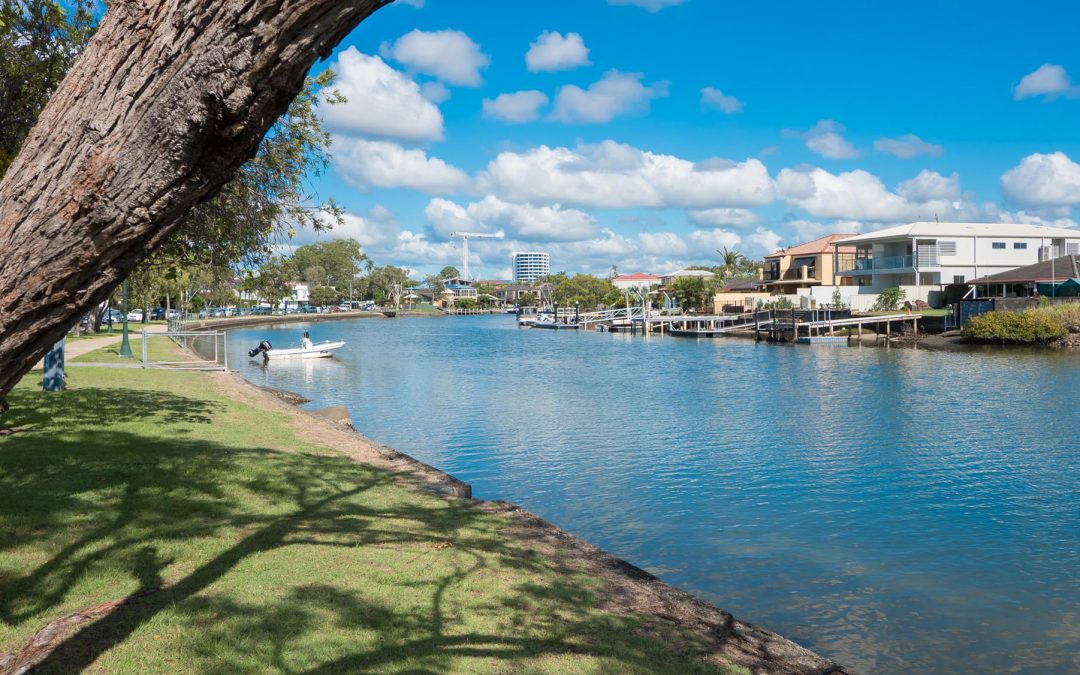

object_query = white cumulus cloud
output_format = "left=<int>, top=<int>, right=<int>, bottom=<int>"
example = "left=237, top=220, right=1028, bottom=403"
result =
left=687, top=208, right=761, bottom=228
left=787, top=120, right=859, bottom=159
left=381, top=29, right=489, bottom=86
left=550, top=70, right=668, bottom=123
left=421, top=81, right=451, bottom=103
left=637, top=231, right=689, bottom=256
left=777, top=166, right=958, bottom=221
left=686, top=229, right=743, bottom=254
left=1014, top=64, right=1080, bottom=101
left=327, top=207, right=400, bottom=248
left=526, top=31, right=590, bottom=72
left=1001, top=152, right=1080, bottom=206
left=873, top=134, right=944, bottom=159
left=477, top=140, right=775, bottom=209
left=425, top=196, right=599, bottom=242
left=320, top=49, right=443, bottom=141
left=700, top=87, right=743, bottom=114
left=482, top=90, right=550, bottom=123
left=897, top=170, right=960, bottom=202
left=332, top=138, right=470, bottom=194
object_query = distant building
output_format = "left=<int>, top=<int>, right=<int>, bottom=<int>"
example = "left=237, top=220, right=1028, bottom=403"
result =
left=442, top=277, right=478, bottom=300
left=285, top=281, right=310, bottom=303
left=762, top=234, right=857, bottom=293
left=512, top=251, right=550, bottom=283
left=835, top=222, right=1080, bottom=301
left=496, top=283, right=547, bottom=305
left=660, top=269, right=715, bottom=286
left=612, top=272, right=662, bottom=290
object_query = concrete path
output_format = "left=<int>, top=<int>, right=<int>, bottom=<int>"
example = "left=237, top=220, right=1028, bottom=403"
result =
left=33, top=324, right=170, bottom=368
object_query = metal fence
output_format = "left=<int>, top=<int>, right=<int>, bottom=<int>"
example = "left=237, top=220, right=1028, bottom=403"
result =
left=140, top=330, right=229, bottom=371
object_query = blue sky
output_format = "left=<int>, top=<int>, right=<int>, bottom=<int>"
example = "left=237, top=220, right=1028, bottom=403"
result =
left=298, top=0, right=1080, bottom=279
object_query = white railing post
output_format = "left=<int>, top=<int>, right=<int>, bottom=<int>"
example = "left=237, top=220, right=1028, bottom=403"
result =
left=141, top=329, right=148, bottom=367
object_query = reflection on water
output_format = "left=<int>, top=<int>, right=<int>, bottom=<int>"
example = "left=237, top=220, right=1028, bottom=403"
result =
left=226, top=316, right=1080, bottom=674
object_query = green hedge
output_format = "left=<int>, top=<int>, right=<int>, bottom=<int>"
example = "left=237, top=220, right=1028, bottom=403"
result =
left=962, top=309, right=1068, bottom=344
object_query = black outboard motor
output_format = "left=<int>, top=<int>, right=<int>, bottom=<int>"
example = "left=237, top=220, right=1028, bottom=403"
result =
left=248, top=340, right=273, bottom=360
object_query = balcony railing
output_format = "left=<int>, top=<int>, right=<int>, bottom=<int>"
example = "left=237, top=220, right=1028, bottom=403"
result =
left=839, top=255, right=914, bottom=272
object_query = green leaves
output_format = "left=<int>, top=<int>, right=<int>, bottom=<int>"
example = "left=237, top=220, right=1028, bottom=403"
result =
left=963, top=309, right=1068, bottom=344
left=0, top=0, right=96, bottom=178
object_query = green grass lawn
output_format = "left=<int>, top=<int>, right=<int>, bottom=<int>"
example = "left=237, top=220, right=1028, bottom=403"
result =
left=0, top=367, right=741, bottom=673
left=73, top=335, right=192, bottom=364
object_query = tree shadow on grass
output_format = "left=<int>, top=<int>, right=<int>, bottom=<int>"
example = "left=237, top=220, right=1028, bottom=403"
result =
left=0, top=390, right=746, bottom=674
left=1, top=387, right=220, bottom=429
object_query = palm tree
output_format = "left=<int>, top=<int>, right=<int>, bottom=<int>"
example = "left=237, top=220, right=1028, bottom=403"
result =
left=717, top=247, right=745, bottom=278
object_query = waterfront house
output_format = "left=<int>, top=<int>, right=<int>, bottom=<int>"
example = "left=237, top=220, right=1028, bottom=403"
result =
left=442, top=277, right=478, bottom=301
left=612, top=272, right=662, bottom=290
left=712, top=278, right=768, bottom=313
left=762, top=234, right=857, bottom=293
left=966, top=254, right=1080, bottom=297
left=660, top=269, right=716, bottom=286
left=834, top=222, right=1080, bottom=303
left=495, top=283, right=545, bottom=304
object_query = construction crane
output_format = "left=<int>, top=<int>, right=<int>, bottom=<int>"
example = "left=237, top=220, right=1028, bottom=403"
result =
left=448, top=231, right=504, bottom=280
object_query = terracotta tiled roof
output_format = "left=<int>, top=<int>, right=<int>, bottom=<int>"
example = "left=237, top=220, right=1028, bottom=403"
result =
left=614, top=272, right=661, bottom=280
left=766, top=234, right=857, bottom=259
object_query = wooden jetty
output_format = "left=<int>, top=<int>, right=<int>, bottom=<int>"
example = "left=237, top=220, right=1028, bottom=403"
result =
left=646, top=309, right=920, bottom=343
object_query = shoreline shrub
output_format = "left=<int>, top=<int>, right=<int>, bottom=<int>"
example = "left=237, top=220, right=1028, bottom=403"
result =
left=962, top=309, right=1068, bottom=344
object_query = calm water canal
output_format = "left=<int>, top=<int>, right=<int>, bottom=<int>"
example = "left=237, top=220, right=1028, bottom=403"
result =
left=225, top=316, right=1080, bottom=673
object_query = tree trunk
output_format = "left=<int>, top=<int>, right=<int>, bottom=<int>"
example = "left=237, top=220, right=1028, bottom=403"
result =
left=0, top=0, right=391, bottom=400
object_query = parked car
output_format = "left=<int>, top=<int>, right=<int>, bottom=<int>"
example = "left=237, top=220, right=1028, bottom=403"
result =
left=150, top=307, right=166, bottom=320
left=251, top=306, right=272, bottom=315
left=166, top=309, right=181, bottom=319
left=127, top=310, right=144, bottom=322
left=300, top=305, right=319, bottom=314
left=104, top=309, right=124, bottom=324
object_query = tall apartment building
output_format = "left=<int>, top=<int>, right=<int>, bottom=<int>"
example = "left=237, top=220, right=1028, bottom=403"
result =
left=511, top=251, right=550, bottom=283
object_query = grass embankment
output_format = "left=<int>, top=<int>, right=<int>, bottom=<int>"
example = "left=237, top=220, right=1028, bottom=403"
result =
left=962, top=303, right=1080, bottom=344
left=0, top=365, right=754, bottom=673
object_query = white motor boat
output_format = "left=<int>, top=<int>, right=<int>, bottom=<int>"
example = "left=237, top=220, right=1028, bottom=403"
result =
left=267, top=340, right=345, bottom=359
left=249, top=339, right=345, bottom=360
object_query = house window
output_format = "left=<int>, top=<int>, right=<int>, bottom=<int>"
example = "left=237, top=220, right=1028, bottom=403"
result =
left=1069, top=243, right=1080, bottom=255
left=1013, top=242, right=1027, bottom=249
left=992, top=242, right=1006, bottom=249
left=938, top=241, right=957, bottom=255
left=953, top=275, right=965, bottom=284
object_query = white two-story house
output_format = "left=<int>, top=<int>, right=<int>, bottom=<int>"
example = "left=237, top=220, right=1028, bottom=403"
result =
left=833, top=222, right=1080, bottom=302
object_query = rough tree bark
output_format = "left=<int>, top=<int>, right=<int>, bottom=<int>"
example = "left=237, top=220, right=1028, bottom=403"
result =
left=0, top=0, right=391, bottom=400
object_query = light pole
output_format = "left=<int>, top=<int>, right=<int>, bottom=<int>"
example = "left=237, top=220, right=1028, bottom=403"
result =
left=118, top=278, right=133, bottom=358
